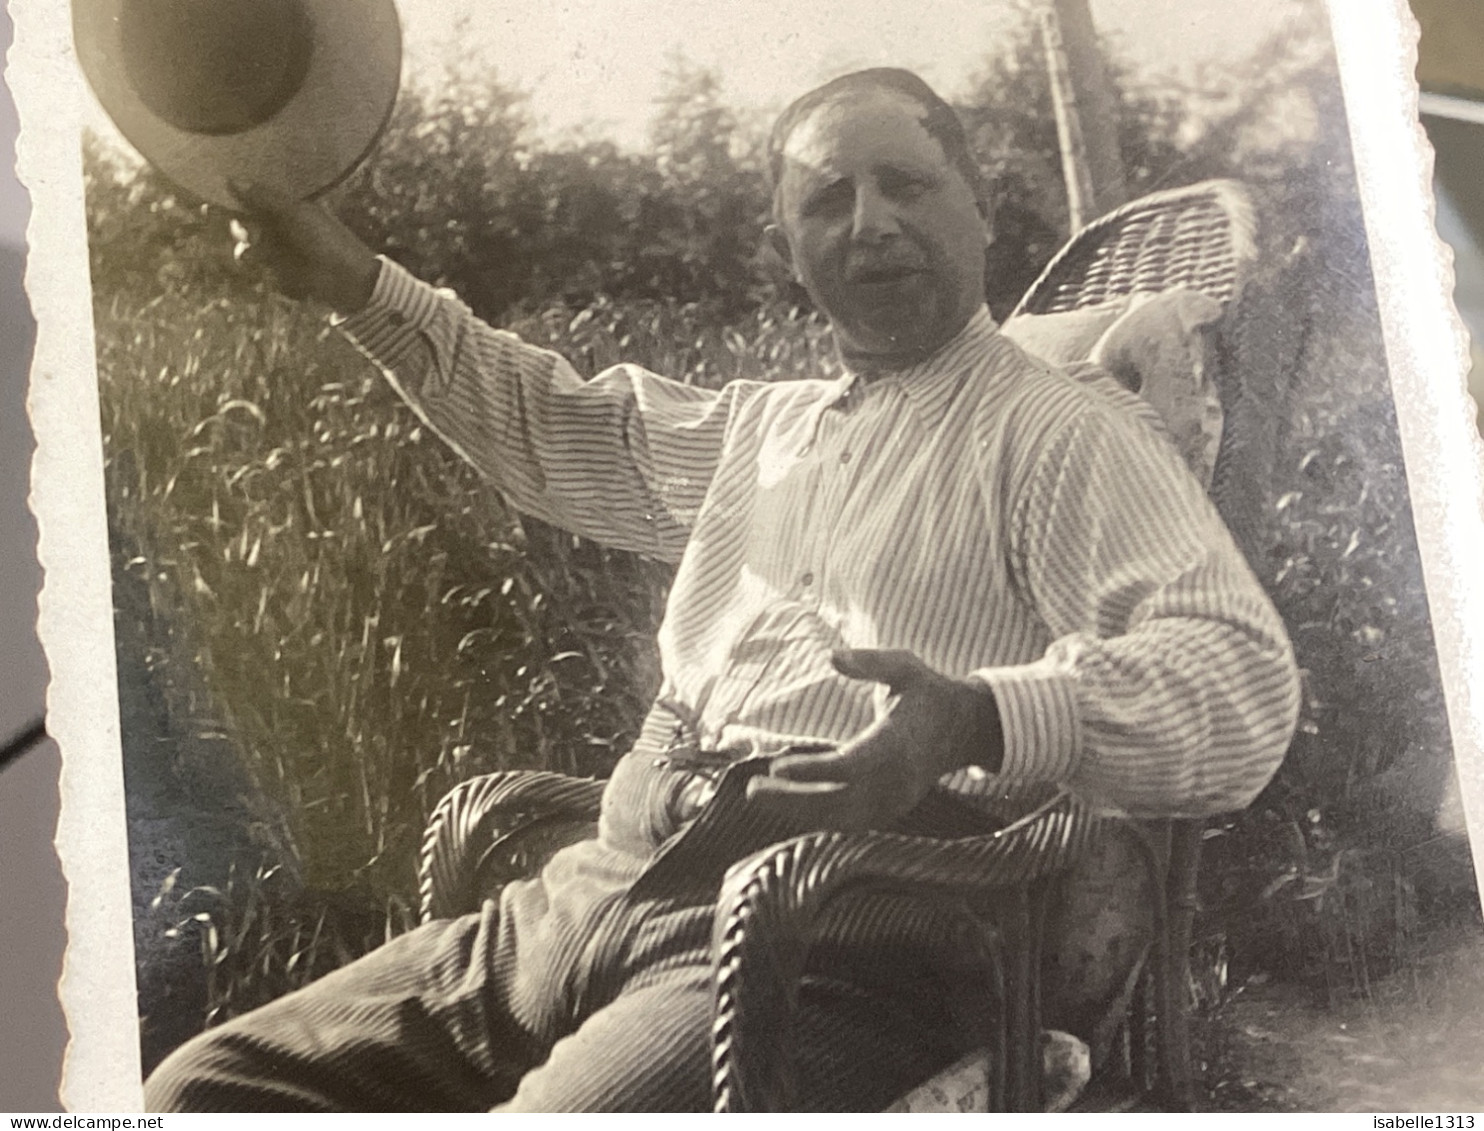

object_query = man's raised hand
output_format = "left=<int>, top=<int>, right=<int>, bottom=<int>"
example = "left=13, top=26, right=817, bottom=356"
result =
left=228, top=181, right=380, bottom=314
left=744, top=648, right=1005, bottom=832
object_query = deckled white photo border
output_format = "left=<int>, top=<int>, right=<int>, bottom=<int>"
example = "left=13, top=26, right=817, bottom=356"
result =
left=12, top=0, right=140, bottom=1111
left=9, top=0, right=1482, bottom=1111
left=1328, top=10, right=1484, bottom=892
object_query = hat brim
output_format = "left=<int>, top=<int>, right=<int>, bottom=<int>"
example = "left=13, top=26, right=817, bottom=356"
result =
left=74, top=0, right=401, bottom=209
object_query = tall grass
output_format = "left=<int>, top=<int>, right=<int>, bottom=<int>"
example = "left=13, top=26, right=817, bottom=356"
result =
left=96, top=268, right=840, bottom=1020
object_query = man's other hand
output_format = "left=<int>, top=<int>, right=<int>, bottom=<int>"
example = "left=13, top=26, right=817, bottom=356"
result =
left=745, top=648, right=1004, bottom=832
left=228, top=181, right=380, bottom=314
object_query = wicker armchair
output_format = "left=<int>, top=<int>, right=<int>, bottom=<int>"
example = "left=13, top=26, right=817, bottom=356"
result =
left=418, top=179, right=1267, bottom=1112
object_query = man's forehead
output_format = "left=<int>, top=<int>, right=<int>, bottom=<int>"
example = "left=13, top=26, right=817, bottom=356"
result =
left=780, top=88, right=942, bottom=177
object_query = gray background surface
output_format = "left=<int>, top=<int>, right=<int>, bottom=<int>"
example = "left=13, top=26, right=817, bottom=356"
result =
left=1, top=0, right=68, bottom=1111
left=2, top=0, right=1483, bottom=1113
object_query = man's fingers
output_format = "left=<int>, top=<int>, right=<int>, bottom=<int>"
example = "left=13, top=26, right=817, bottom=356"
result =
left=227, top=178, right=300, bottom=217
left=768, top=745, right=849, bottom=782
left=227, top=221, right=308, bottom=296
left=229, top=218, right=255, bottom=262
left=745, top=776, right=865, bottom=831
left=747, top=777, right=848, bottom=797
left=831, top=647, right=927, bottom=691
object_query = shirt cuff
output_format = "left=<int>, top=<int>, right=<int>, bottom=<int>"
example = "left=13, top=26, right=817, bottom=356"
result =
left=967, top=658, right=1081, bottom=788
left=332, top=256, right=449, bottom=371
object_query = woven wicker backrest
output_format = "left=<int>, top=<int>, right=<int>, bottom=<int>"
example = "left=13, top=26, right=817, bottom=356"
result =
left=1009, top=180, right=1258, bottom=319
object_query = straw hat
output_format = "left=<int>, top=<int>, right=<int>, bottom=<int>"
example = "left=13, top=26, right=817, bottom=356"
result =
left=74, top=0, right=401, bottom=208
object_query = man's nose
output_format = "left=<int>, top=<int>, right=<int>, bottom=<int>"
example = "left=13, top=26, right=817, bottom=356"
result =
left=851, top=184, right=901, bottom=243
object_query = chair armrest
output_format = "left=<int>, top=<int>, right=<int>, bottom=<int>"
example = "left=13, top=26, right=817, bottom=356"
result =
left=419, top=770, right=604, bottom=922
left=710, top=790, right=1103, bottom=1112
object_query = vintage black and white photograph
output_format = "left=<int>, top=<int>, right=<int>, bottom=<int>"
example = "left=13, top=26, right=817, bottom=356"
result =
left=13, top=0, right=1484, bottom=1112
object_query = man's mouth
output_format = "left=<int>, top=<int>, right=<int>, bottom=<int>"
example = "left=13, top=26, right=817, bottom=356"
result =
left=847, top=263, right=923, bottom=285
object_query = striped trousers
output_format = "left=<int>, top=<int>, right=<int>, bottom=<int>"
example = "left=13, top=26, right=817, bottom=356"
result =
left=145, top=759, right=970, bottom=1112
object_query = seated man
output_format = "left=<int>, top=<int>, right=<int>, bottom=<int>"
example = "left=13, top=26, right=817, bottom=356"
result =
left=146, top=68, right=1300, bottom=1112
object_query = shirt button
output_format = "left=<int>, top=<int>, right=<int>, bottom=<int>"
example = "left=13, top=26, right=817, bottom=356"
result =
left=387, top=310, right=407, bottom=326
left=800, top=571, right=814, bottom=587
left=839, top=450, right=852, bottom=464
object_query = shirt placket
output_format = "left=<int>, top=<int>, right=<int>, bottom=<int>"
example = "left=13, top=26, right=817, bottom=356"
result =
left=810, top=380, right=884, bottom=612
left=699, top=400, right=829, bottom=748
left=702, top=389, right=867, bottom=748
left=798, top=384, right=851, bottom=605
left=796, top=427, right=829, bottom=608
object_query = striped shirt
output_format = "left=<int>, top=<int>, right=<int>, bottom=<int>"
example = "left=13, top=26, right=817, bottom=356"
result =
left=339, top=259, right=1299, bottom=842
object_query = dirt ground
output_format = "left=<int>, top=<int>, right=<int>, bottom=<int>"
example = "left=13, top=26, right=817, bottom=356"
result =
left=1197, top=921, right=1484, bottom=1112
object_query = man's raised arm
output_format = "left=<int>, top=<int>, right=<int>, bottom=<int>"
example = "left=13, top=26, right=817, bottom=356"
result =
left=231, top=183, right=742, bottom=563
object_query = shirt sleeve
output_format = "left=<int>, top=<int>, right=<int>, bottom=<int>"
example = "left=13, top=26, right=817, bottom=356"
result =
left=332, top=257, right=747, bottom=563
left=970, top=392, right=1301, bottom=818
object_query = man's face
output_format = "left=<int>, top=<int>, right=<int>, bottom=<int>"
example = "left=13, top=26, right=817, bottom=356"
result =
left=771, top=90, right=990, bottom=369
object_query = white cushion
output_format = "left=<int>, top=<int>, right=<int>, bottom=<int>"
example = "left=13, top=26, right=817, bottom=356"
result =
left=883, top=1031, right=1090, bottom=1112
left=1091, top=288, right=1226, bottom=488
left=1000, top=298, right=1131, bottom=366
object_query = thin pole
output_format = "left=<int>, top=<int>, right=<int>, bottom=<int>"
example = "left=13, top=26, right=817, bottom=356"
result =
left=1039, top=4, right=1097, bottom=232
left=1039, top=0, right=1128, bottom=231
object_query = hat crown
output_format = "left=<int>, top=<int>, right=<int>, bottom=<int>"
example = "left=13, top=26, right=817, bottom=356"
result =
left=119, top=0, right=314, bottom=136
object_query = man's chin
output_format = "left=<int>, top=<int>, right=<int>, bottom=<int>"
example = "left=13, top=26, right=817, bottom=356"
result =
left=834, top=311, right=951, bottom=369
left=839, top=330, right=941, bottom=371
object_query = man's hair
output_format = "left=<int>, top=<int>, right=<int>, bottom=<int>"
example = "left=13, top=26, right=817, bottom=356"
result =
left=766, top=68, right=986, bottom=217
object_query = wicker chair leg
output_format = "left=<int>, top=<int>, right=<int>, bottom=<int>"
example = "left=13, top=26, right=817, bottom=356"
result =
left=1129, top=958, right=1153, bottom=1090
left=999, top=884, right=1052, bottom=1111
left=1154, top=822, right=1204, bottom=1110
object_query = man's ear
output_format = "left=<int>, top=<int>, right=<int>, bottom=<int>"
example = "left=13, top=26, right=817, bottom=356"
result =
left=764, top=223, right=796, bottom=276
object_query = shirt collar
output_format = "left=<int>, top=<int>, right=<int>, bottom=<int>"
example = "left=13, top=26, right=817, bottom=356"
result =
left=830, top=306, right=1007, bottom=429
